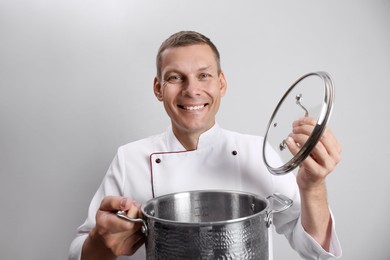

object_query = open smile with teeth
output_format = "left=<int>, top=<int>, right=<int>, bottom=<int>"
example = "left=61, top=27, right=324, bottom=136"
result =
left=179, top=104, right=207, bottom=111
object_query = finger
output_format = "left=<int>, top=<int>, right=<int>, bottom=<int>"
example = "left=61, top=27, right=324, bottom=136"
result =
left=96, top=210, right=124, bottom=233
left=118, top=201, right=143, bottom=232
left=289, top=132, right=329, bottom=164
left=292, top=117, right=316, bottom=128
left=100, top=196, right=132, bottom=212
left=117, top=207, right=145, bottom=256
left=290, top=132, right=341, bottom=181
left=293, top=118, right=341, bottom=159
left=96, top=197, right=137, bottom=234
left=104, top=226, right=145, bottom=256
left=285, top=135, right=324, bottom=179
left=288, top=133, right=309, bottom=150
left=319, top=128, right=342, bottom=163
left=292, top=118, right=341, bottom=164
left=125, top=230, right=146, bottom=255
left=126, top=200, right=142, bottom=218
left=286, top=133, right=321, bottom=172
left=292, top=117, right=317, bottom=137
left=292, top=123, right=314, bottom=137
left=285, top=136, right=301, bottom=156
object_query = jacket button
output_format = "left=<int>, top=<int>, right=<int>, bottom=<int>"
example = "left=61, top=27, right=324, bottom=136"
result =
left=155, top=158, right=161, bottom=164
left=232, top=150, right=237, bottom=156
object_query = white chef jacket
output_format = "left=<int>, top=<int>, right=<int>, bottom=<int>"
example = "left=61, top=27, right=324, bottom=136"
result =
left=69, top=124, right=341, bottom=260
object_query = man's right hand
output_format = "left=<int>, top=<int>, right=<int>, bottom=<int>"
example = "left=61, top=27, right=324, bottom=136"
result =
left=81, top=196, right=145, bottom=260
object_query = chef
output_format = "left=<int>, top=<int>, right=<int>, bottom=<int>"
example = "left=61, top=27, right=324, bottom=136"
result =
left=69, top=31, right=342, bottom=260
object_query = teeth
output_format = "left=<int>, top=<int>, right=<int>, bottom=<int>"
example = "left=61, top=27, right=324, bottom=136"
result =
left=183, top=105, right=205, bottom=110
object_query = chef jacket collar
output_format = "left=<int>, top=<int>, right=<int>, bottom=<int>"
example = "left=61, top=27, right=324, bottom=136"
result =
left=166, top=123, right=222, bottom=152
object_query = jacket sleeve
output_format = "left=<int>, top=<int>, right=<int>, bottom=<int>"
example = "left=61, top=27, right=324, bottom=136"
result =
left=265, top=139, right=342, bottom=259
left=271, top=170, right=342, bottom=259
left=288, top=211, right=342, bottom=259
left=68, top=148, right=126, bottom=260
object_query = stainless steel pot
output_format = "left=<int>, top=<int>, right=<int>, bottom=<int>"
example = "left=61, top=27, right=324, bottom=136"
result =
left=117, top=190, right=293, bottom=260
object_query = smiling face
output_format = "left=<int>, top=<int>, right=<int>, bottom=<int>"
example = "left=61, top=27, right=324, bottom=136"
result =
left=154, top=44, right=227, bottom=145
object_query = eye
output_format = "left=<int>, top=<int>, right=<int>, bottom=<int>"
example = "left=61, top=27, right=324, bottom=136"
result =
left=199, top=73, right=212, bottom=80
left=165, top=74, right=183, bottom=84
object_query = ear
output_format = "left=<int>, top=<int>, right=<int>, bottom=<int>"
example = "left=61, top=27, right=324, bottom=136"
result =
left=153, top=77, right=163, bottom=101
left=219, top=71, right=227, bottom=97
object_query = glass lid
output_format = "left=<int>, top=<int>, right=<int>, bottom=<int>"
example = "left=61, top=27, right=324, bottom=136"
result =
left=262, top=71, right=335, bottom=175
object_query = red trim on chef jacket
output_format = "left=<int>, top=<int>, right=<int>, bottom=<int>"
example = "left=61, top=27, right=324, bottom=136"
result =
left=149, top=150, right=195, bottom=198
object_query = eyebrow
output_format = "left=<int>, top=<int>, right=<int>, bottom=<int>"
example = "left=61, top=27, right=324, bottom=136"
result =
left=162, top=65, right=215, bottom=77
left=197, top=65, right=213, bottom=72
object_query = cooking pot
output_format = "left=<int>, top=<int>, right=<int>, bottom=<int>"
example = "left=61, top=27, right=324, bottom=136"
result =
left=117, top=190, right=293, bottom=260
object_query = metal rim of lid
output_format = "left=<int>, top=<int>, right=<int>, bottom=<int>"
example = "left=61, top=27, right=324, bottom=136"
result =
left=262, top=71, right=335, bottom=175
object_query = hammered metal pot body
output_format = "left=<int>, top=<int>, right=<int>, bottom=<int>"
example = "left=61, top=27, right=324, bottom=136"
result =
left=142, top=191, right=270, bottom=260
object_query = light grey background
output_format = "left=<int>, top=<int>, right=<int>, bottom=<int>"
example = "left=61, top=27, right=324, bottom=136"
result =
left=1, top=0, right=389, bottom=259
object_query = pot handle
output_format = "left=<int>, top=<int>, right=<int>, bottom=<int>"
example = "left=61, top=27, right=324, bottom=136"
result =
left=116, top=210, right=148, bottom=236
left=265, top=193, right=293, bottom=228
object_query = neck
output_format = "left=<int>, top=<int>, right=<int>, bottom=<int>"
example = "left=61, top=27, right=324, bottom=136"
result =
left=175, top=131, right=200, bottom=151
left=172, top=124, right=216, bottom=151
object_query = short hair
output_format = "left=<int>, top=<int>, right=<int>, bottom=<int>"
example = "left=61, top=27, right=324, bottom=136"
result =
left=156, top=31, right=221, bottom=80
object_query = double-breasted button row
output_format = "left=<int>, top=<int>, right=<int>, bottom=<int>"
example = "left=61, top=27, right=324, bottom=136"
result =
left=154, top=150, right=238, bottom=164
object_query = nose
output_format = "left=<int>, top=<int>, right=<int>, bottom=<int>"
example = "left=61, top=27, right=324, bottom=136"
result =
left=182, top=77, right=201, bottom=97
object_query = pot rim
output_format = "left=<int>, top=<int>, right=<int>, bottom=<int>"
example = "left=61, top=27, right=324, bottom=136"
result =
left=140, top=189, right=270, bottom=226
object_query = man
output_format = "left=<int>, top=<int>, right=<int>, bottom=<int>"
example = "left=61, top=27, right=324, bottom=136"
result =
left=69, top=31, right=342, bottom=260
